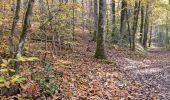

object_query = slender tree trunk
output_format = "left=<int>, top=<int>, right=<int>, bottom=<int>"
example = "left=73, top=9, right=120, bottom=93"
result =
left=88, top=0, right=93, bottom=35
left=72, top=0, right=75, bottom=40
left=140, top=4, right=144, bottom=34
left=143, top=1, right=149, bottom=48
left=120, top=0, right=127, bottom=37
left=140, top=4, right=144, bottom=44
left=9, top=0, right=21, bottom=57
left=106, top=5, right=109, bottom=35
left=46, top=0, right=53, bottom=30
left=112, top=0, right=116, bottom=42
left=132, top=0, right=140, bottom=51
left=93, top=0, right=98, bottom=41
left=149, top=24, right=152, bottom=47
left=82, top=0, right=85, bottom=32
left=166, top=25, right=169, bottom=46
left=126, top=9, right=132, bottom=49
left=14, top=0, right=35, bottom=73
left=95, top=0, right=106, bottom=59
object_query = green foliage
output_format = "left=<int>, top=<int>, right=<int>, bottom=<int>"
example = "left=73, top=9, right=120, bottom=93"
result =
left=16, top=53, right=39, bottom=62
left=0, top=55, right=39, bottom=88
left=0, top=67, right=26, bottom=88
left=33, top=60, right=61, bottom=96
left=38, top=2, right=79, bottom=37
left=39, top=79, right=58, bottom=96
left=112, top=31, right=121, bottom=44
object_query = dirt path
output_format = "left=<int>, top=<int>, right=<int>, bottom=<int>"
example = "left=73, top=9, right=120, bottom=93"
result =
left=115, top=47, right=170, bottom=99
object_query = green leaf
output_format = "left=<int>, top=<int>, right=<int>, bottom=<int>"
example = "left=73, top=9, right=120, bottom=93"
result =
left=0, top=77, right=6, bottom=83
left=9, top=69, right=16, bottom=72
left=26, top=57, right=39, bottom=61
left=16, top=54, right=27, bottom=61
left=1, top=59, right=8, bottom=66
left=7, top=59, right=13, bottom=63
left=10, top=75, right=20, bottom=83
left=0, top=69, right=8, bottom=72
left=0, top=83, right=5, bottom=87
left=10, top=75, right=26, bottom=84
left=17, top=57, right=26, bottom=62
left=2, top=59, right=7, bottom=64
left=16, top=53, right=22, bottom=59
left=16, top=77, right=27, bottom=83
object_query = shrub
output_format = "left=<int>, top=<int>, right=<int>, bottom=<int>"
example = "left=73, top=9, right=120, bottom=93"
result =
left=0, top=54, right=39, bottom=96
left=33, top=60, right=61, bottom=96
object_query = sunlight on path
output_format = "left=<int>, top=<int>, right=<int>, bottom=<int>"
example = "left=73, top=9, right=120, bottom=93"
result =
left=114, top=45, right=170, bottom=99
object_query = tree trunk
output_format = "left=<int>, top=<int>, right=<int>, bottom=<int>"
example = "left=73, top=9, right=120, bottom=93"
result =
left=9, top=0, right=21, bottom=57
left=82, top=0, right=85, bottom=32
left=140, top=4, right=144, bottom=34
left=93, top=0, right=98, bottom=41
left=46, top=0, right=53, bottom=30
left=166, top=0, right=170, bottom=47
left=14, top=0, right=35, bottom=73
left=143, top=1, right=149, bottom=48
left=132, top=0, right=140, bottom=51
left=72, top=0, right=75, bottom=40
left=149, top=24, right=152, bottom=47
left=95, top=0, right=106, bottom=59
left=112, top=0, right=116, bottom=42
left=126, top=9, right=132, bottom=49
left=106, top=4, right=109, bottom=35
left=120, top=0, right=127, bottom=37
left=140, top=4, right=144, bottom=44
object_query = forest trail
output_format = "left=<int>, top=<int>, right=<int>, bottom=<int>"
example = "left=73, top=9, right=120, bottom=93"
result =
left=115, top=45, right=170, bottom=99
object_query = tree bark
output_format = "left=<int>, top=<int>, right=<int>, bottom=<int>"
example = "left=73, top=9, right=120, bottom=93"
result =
left=14, top=0, right=35, bottom=73
left=140, top=4, right=144, bottom=34
left=72, top=0, right=75, bottom=40
left=93, top=0, right=98, bottom=41
left=132, top=0, right=140, bottom=51
left=46, top=0, right=53, bottom=30
left=140, top=3, right=144, bottom=44
left=95, top=0, right=106, bottom=59
left=120, top=0, right=127, bottom=37
left=126, top=9, right=132, bottom=49
left=143, top=1, right=149, bottom=48
left=112, top=0, right=116, bottom=42
left=149, top=24, right=152, bottom=47
left=9, top=0, right=21, bottom=57
left=166, top=0, right=170, bottom=47
left=82, top=0, right=85, bottom=32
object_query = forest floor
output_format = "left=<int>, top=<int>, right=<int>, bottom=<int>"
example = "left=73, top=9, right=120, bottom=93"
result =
left=52, top=29, right=170, bottom=99
left=1, top=28, right=170, bottom=99
left=115, top=43, right=170, bottom=99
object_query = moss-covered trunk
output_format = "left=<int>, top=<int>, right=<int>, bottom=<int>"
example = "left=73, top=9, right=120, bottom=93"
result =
left=95, top=0, right=106, bottom=59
